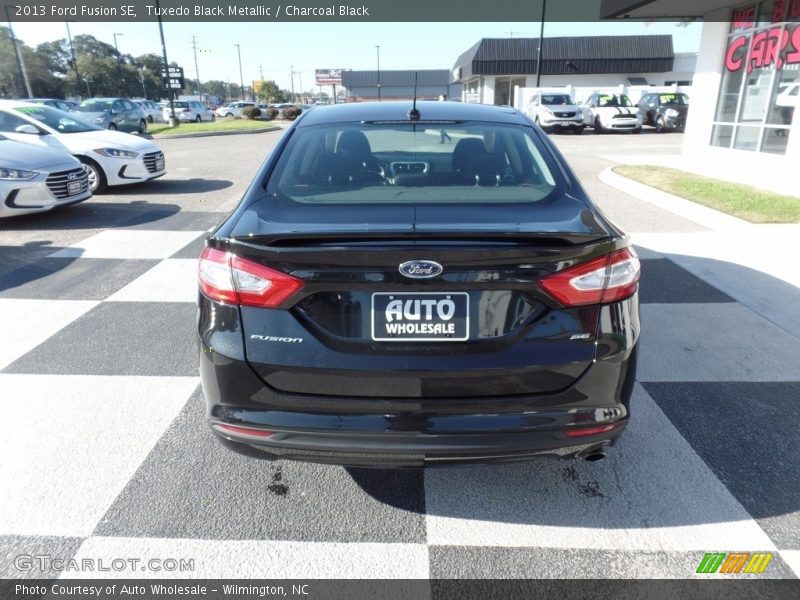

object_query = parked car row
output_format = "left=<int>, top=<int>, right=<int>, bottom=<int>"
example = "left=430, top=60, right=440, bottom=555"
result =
left=525, top=91, right=690, bottom=134
left=0, top=99, right=166, bottom=216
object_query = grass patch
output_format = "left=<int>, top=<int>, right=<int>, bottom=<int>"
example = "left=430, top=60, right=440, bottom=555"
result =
left=149, top=118, right=276, bottom=136
left=613, top=165, right=800, bottom=224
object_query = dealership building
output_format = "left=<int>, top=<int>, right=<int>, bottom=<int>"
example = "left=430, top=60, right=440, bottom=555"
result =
left=341, top=70, right=462, bottom=102
left=602, top=0, right=799, bottom=194
left=450, top=35, right=696, bottom=105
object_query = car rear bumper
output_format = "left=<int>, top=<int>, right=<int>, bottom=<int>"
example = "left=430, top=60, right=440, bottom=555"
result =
left=199, top=293, right=639, bottom=465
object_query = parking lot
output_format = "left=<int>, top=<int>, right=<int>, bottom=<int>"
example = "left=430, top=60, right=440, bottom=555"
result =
left=1, top=128, right=799, bottom=580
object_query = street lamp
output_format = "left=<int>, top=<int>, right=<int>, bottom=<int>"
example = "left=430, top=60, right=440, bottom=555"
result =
left=113, top=32, right=123, bottom=55
left=140, top=67, right=147, bottom=98
left=235, top=44, right=245, bottom=101
left=290, top=64, right=295, bottom=104
left=113, top=32, right=124, bottom=95
left=375, top=45, right=381, bottom=101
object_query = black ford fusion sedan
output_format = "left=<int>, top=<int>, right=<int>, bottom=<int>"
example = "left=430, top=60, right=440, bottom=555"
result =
left=198, top=101, right=640, bottom=466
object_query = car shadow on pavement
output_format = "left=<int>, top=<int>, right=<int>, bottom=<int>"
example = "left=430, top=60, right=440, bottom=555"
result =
left=345, top=253, right=800, bottom=542
left=0, top=241, right=76, bottom=290
left=111, top=178, right=233, bottom=195
left=0, top=200, right=182, bottom=231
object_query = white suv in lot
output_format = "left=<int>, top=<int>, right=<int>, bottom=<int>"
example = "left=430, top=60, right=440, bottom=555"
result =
left=525, top=92, right=584, bottom=134
left=215, top=101, right=256, bottom=118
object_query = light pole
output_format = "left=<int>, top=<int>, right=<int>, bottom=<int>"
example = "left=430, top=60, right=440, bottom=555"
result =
left=65, top=21, right=88, bottom=98
left=4, top=4, right=32, bottom=98
left=290, top=65, right=295, bottom=104
left=140, top=67, right=147, bottom=98
left=535, top=0, right=546, bottom=88
left=113, top=32, right=124, bottom=95
left=155, top=0, right=177, bottom=126
left=375, top=45, right=381, bottom=101
left=235, top=44, right=245, bottom=101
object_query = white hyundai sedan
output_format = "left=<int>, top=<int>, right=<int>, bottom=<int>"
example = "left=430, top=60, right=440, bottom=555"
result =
left=0, top=134, right=91, bottom=217
left=0, top=100, right=166, bottom=193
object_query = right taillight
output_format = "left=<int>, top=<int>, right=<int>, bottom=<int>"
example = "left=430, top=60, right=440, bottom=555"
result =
left=540, top=247, right=640, bottom=307
left=198, top=247, right=304, bottom=308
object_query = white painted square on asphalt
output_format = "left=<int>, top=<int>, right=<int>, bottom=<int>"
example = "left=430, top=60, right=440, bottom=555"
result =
left=62, top=538, right=430, bottom=579
left=638, top=303, right=800, bottom=382
left=48, top=230, right=204, bottom=260
left=424, top=384, right=775, bottom=560
left=780, top=550, right=800, bottom=578
left=0, top=299, right=98, bottom=371
left=106, top=259, right=198, bottom=303
left=0, top=374, right=198, bottom=537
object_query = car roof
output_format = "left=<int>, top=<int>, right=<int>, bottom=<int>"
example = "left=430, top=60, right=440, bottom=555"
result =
left=297, top=101, right=528, bottom=127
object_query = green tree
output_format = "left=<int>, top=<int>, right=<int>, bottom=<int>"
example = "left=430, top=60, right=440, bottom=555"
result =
left=254, top=79, right=282, bottom=103
left=0, top=26, right=24, bottom=97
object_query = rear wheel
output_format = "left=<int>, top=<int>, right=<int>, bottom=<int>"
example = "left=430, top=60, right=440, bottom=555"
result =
left=108, top=123, right=117, bottom=131
left=195, top=115, right=202, bottom=123
left=138, top=119, right=147, bottom=135
left=79, top=157, right=107, bottom=194
left=147, top=115, right=154, bottom=123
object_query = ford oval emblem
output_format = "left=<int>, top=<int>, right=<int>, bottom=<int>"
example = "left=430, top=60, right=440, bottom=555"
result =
left=399, top=260, right=443, bottom=279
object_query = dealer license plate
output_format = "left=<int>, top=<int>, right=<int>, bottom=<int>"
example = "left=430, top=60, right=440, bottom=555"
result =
left=371, top=292, right=469, bottom=342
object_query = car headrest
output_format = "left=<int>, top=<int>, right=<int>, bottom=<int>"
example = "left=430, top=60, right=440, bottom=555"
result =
left=452, top=138, right=488, bottom=173
left=336, top=130, right=372, bottom=157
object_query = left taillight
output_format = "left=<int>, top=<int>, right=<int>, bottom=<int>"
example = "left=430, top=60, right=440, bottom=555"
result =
left=539, top=247, right=640, bottom=307
left=198, top=247, right=304, bottom=308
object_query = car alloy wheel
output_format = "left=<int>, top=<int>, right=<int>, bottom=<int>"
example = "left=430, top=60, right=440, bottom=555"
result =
left=108, top=123, right=117, bottom=131
left=79, top=158, right=107, bottom=194
left=138, top=120, right=147, bottom=135
left=656, top=116, right=666, bottom=133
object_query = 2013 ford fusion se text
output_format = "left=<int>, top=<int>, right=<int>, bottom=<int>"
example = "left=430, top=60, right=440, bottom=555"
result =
left=197, top=101, right=641, bottom=466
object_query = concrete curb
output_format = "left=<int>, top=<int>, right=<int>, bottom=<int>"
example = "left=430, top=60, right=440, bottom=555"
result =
left=150, top=125, right=282, bottom=140
left=599, top=167, right=752, bottom=233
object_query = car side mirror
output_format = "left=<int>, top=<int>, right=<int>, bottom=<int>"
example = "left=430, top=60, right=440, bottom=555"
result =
left=15, top=124, right=41, bottom=135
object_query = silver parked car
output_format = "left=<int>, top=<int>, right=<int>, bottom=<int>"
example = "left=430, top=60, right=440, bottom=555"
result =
left=0, top=134, right=91, bottom=217
left=163, top=100, right=215, bottom=122
left=214, top=101, right=255, bottom=118
left=134, top=100, right=165, bottom=123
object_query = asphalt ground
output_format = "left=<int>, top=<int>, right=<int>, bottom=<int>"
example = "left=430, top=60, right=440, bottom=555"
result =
left=1, top=126, right=799, bottom=583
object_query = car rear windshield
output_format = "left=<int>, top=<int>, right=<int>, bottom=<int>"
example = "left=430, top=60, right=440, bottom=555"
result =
left=265, top=121, right=563, bottom=205
left=172, top=102, right=189, bottom=108
left=74, top=100, right=111, bottom=112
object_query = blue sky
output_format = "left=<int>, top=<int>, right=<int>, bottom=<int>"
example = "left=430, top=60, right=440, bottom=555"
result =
left=11, top=21, right=702, bottom=92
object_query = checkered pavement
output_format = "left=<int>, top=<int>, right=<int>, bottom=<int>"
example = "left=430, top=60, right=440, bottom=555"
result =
left=1, top=210, right=799, bottom=582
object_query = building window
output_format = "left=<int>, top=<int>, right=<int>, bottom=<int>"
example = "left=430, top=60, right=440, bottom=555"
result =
left=711, top=1, right=800, bottom=154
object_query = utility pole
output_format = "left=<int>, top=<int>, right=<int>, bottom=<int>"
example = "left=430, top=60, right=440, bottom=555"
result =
left=235, top=44, right=244, bottom=100
left=297, top=71, right=303, bottom=104
left=191, top=35, right=201, bottom=95
left=156, top=0, right=177, bottom=125
left=65, top=21, right=89, bottom=97
left=290, top=64, right=295, bottom=104
left=535, top=0, right=546, bottom=88
left=259, top=64, right=264, bottom=80
left=375, top=45, right=381, bottom=101
left=113, top=33, right=123, bottom=95
left=140, top=67, right=147, bottom=98
left=4, top=5, right=32, bottom=98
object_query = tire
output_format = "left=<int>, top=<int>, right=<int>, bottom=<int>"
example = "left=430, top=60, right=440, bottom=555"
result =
left=195, top=115, right=202, bottom=123
left=225, top=112, right=233, bottom=118
left=138, top=120, right=147, bottom=135
left=211, top=114, right=216, bottom=122
left=594, top=117, right=604, bottom=134
left=656, top=116, right=667, bottom=133
left=108, top=123, right=117, bottom=131
left=147, top=115, right=154, bottom=124
left=79, top=157, right=107, bottom=194
left=632, top=127, right=642, bottom=134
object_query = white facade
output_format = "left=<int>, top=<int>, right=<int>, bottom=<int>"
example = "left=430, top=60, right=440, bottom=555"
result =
left=683, top=7, right=799, bottom=196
